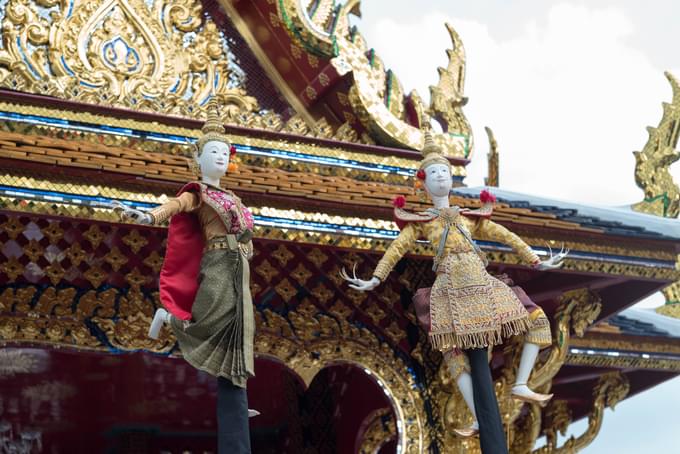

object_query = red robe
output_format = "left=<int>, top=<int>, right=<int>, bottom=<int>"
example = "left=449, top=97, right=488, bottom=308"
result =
left=158, top=183, right=204, bottom=320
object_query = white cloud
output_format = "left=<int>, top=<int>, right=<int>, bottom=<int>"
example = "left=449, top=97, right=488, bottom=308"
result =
left=362, top=3, right=679, bottom=206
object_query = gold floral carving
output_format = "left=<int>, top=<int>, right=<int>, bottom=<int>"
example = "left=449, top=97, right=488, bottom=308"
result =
left=566, top=351, right=680, bottom=372
left=255, top=259, right=279, bottom=283
left=275, top=0, right=472, bottom=155
left=105, top=247, right=128, bottom=272
left=1, top=216, right=24, bottom=239
left=272, top=244, right=295, bottom=267
left=0, top=256, right=25, bottom=282
left=44, top=261, right=66, bottom=285
left=143, top=250, right=164, bottom=274
left=364, top=303, right=386, bottom=325
left=357, top=408, right=397, bottom=454
left=125, top=267, right=149, bottom=288
left=632, top=72, right=680, bottom=218
left=83, top=224, right=105, bottom=249
left=66, top=243, right=88, bottom=267
left=384, top=321, right=406, bottom=344
left=83, top=266, right=107, bottom=288
left=430, top=287, right=602, bottom=453
left=533, top=372, right=629, bottom=454
left=529, top=288, right=602, bottom=388
left=0, top=0, right=260, bottom=119
left=310, top=282, right=333, bottom=305
left=510, top=404, right=542, bottom=454
left=0, top=274, right=430, bottom=453
left=43, top=221, right=65, bottom=244
left=24, top=239, right=44, bottom=263
left=256, top=307, right=429, bottom=454
left=274, top=278, right=297, bottom=303
left=543, top=400, right=572, bottom=448
left=122, top=229, right=148, bottom=254
left=657, top=257, right=680, bottom=318
left=570, top=335, right=680, bottom=355
left=290, top=263, right=313, bottom=286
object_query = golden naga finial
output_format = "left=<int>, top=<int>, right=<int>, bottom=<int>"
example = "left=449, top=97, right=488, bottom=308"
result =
left=196, top=97, right=231, bottom=152
left=484, top=126, right=499, bottom=187
left=631, top=71, right=680, bottom=218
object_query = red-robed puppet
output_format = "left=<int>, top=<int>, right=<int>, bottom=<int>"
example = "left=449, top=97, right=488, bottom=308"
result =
left=114, top=99, right=256, bottom=454
left=342, top=131, right=567, bottom=452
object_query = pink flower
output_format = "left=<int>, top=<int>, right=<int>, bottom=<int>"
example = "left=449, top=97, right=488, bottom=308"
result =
left=480, top=189, right=497, bottom=204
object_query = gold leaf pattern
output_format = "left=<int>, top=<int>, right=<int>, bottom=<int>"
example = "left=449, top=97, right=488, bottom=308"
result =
left=105, top=247, right=128, bottom=272
left=0, top=256, right=25, bottom=282
left=83, top=225, right=105, bottom=249
left=42, top=221, right=64, bottom=244
left=272, top=244, right=295, bottom=267
left=255, top=259, right=279, bottom=283
left=83, top=266, right=107, bottom=288
left=122, top=229, right=148, bottom=254
left=24, top=239, right=44, bottom=263
left=275, top=278, right=297, bottom=303
left=0, top=216, right=23, bottom=240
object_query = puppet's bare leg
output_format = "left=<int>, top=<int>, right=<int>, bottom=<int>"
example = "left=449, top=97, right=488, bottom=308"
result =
left=148, top=308, right=171, bottom=339
left=512, top=342, right=553, bottom=405
left=455, top=372, right=480, bottom=433
left=443, top=350, right=480, bottom=437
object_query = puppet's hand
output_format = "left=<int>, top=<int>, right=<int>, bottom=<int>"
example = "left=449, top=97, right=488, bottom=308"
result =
left=349, top=277, right=381, bottom=292
left=534, top=245, right=569, bottom=270
left=340, top=265, right=380, bottom=292
left=111, top=201, right=153, bottom=225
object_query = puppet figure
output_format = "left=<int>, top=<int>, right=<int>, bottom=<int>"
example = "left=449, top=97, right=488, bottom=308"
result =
left=343, top=131, right=566, bottom=453
left=115, top=99, right=256, bottom=454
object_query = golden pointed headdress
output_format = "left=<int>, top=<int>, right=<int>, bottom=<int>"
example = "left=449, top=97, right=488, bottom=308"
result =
left=419, top=130, right=451, bottom=170
left=195, top=97, right=230, bottom=153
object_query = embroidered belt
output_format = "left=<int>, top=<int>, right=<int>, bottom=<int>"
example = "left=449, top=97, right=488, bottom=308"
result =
left=441, top=246, right=475, bottom=254
left=204, top=235, right=239, bottom=252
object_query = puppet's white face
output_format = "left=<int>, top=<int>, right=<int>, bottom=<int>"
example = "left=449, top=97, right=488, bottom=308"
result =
left=197, top=140, right=230, bottom=180
left=424, top=163, right=452, bottom=198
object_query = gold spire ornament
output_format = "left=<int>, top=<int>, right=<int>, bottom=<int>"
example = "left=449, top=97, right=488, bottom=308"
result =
left=189, top=97, right=239, bottom=175
left=484, top=126, right=499, bottom=187
left=195, top=98, right=232, bottom=153
left=419, top=130, right=451, bottom=170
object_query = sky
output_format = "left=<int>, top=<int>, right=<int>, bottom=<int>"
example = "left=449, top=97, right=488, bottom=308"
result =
left=356, top=1, right=680, bottom=452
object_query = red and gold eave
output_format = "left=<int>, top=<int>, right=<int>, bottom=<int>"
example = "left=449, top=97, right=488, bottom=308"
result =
left=204, top=0, right=357, bottom=129
left=1, top=89, right=679, bottom=425
left=205, top=0, right=430, bottom=147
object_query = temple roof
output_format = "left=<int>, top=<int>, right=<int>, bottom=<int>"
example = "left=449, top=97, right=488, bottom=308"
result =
left=456, top=187, right=680, bottom=240
left=0, top=127, right=674, bottom=248
left=602, top=307, right=680, bottom=338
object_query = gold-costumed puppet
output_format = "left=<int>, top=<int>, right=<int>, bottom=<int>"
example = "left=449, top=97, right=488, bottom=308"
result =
left=114, top=99, right=257, bottom=454
left=343, top=131, right=567, bottom=452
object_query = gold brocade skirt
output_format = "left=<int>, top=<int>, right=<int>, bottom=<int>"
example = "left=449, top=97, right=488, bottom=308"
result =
left=429, top=251, right=532, bottom=351
left=170, top=236, right=255, bottom=388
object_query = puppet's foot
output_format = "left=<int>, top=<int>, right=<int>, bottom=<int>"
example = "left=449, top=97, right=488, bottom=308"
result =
left=511, top=384, right=553, bottom=407
left=148, top=308, right=170, bottom=339
left=248, top=409, right=260, bottom=418
left=453, top=421, right=479, bottom=438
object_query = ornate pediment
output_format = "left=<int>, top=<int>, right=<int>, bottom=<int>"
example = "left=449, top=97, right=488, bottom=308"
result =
left=0, top=0, right=259, bottom=117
